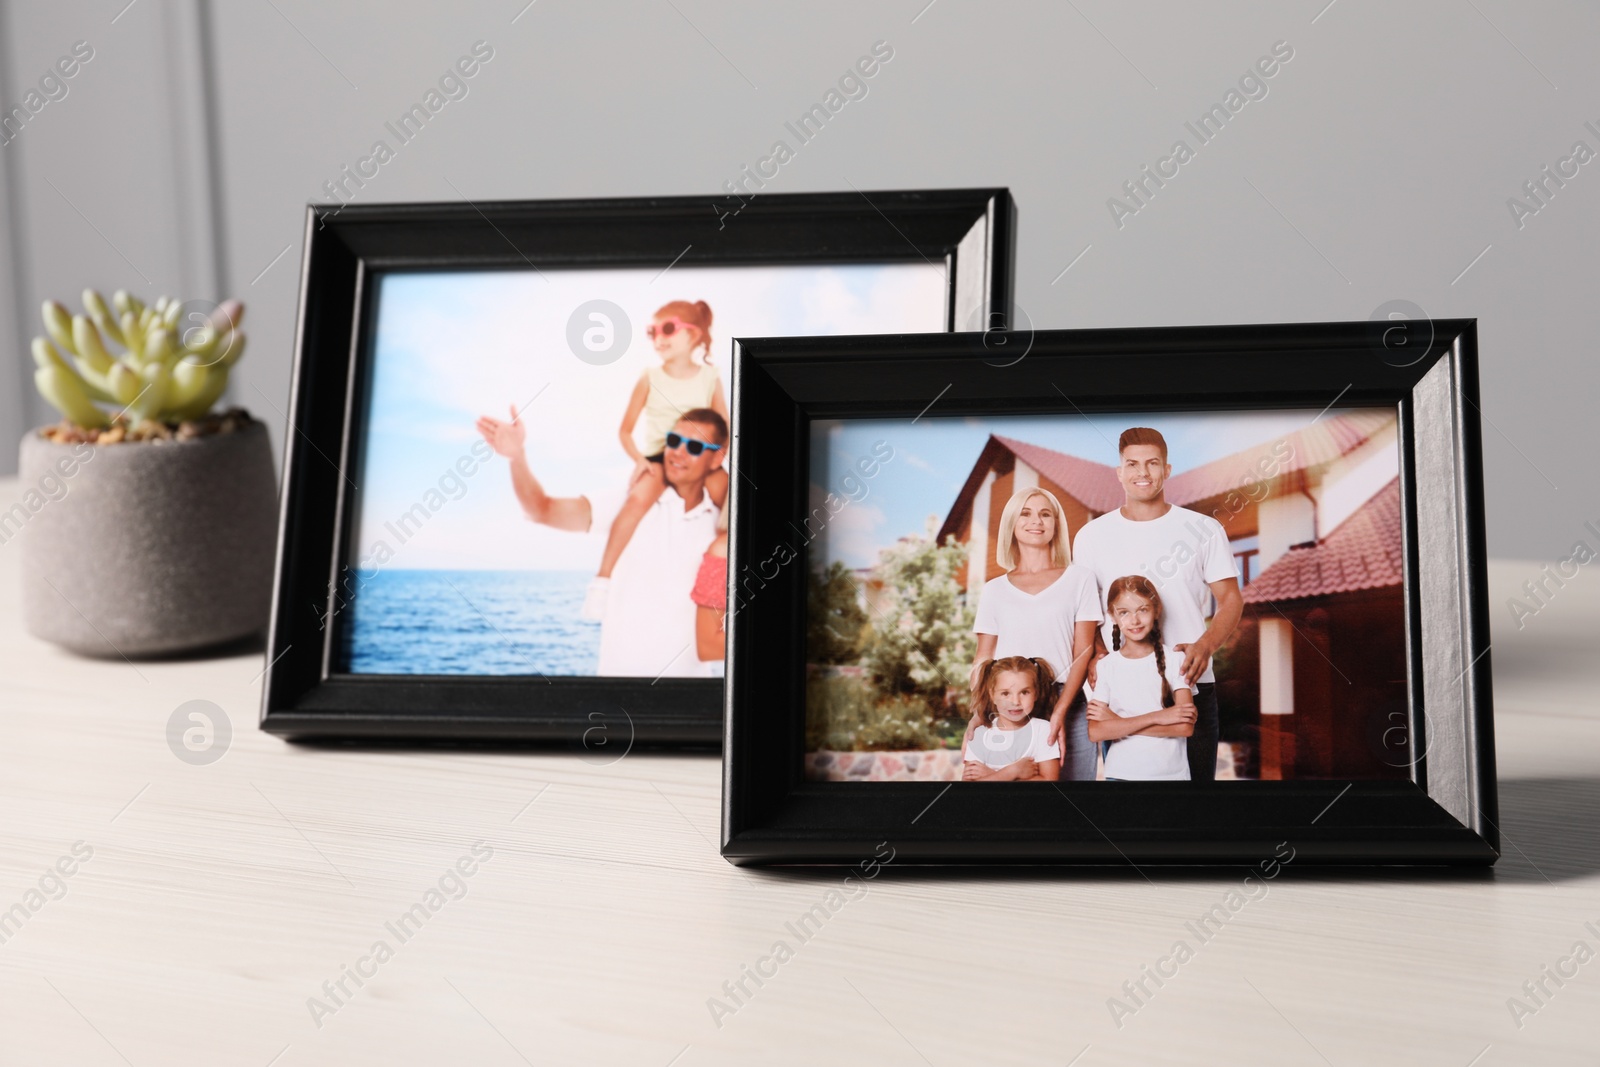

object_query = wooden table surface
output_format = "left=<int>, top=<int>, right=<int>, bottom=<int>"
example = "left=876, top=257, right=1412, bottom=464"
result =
left=3, top=477, right=1598, bottom=1065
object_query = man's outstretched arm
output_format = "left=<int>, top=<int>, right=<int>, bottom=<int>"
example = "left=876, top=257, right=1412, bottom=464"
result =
left=477, top=405, right=592, bottom=533
left=507, top=452, right=591, bottom=531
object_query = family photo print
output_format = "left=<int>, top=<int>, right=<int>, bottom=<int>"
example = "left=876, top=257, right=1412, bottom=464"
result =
left=803, top=407, right=1407, bottom=785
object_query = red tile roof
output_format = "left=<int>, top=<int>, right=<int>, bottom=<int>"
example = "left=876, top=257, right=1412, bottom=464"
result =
left=1163, top=410, right=1396, bottom=506
left=992, top=411, right=1395, bottom=513
left=946, top=412, right=1397, bottom=549
left=1242, top=476, right=1404, bottom=604
left=993, top=435, right=1123, bottom=512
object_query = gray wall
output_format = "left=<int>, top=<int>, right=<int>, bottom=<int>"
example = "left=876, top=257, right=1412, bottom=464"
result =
left=4, top=0, right=1596, bottom=561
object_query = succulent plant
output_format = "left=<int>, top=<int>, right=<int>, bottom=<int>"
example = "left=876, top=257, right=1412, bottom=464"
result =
left=31, top=289, right=247, bottom=430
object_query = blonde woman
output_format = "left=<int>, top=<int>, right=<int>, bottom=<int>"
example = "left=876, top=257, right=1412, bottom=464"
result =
left=964, top=487, right=1103, bottom=780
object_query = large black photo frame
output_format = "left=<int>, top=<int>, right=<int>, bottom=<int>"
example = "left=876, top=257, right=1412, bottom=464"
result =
left=722, top=320, right=1499, bottom=866
left=260, top=189, right=1013, bottom=744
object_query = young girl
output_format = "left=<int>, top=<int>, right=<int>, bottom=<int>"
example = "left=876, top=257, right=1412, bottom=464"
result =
left=1083, top=576, right=1197, bottom=781
left=583, top=299, right=730, bottom=620
left=962, top=656, right=1062, bottom=782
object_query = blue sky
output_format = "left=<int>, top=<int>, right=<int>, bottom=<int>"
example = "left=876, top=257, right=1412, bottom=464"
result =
left=810, top=406, right=1392, bottom=569
left=350, top=262, right=947, bottom=571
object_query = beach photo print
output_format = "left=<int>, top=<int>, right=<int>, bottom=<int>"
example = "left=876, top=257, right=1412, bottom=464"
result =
left=335, top=262, right=946, bottom=682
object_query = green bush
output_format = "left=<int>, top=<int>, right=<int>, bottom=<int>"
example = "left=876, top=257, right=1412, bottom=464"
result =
left=806, top=671, right=957, bottom=752
left=859, top=531, right=976, bottom=717
left=807, top=561, right=870, bottom=665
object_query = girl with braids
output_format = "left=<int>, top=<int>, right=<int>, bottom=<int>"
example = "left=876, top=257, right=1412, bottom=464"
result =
left=961, top=655, right=1062, bottom=782
left=1083, top=575, right=1198, bottom=781
left=583, top=299, right=729, bottom=620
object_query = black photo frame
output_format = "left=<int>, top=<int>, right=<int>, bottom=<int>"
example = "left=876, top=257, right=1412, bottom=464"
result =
left=260, top=188, right=1013, bottom=745
left=722, top=320, right=1499, bottom=866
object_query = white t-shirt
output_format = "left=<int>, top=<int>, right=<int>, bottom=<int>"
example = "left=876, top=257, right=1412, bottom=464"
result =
left=962, top=717, right=1059, bottom=771
left=1071, top=505, right=1238, bottom=684
left=971, top=565, right=1102, bottom=682
left=589, top=484, right=720, bottom=677
left=1084, top=644, right=1191, bottom=781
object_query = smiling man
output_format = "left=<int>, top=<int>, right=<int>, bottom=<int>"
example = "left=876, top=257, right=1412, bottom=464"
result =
left=1071, top=427, right=1243, bottom=781
left=476, top=405, right=726, bottom=678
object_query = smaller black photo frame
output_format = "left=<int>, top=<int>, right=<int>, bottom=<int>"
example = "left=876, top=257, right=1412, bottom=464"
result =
left=260, top=188, right=1012, bottom=745
left=722, top=320, right=1498, bottom=866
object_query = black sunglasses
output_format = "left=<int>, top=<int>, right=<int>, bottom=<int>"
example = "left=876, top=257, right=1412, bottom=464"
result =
left=665, top=431, right=723, bottom=456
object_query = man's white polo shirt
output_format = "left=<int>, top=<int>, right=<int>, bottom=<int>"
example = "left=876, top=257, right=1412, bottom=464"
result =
left=590, top=481, right=720, bottom=678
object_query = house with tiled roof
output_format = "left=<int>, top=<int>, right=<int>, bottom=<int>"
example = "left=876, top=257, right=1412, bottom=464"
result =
left=1241, top=473, right=1407, bottom=780
left=938, top=411, right=1397, bottom=591
left=936, top=412, right=1407, bottom=781
left=1242, top=476, right=1404, bottom=604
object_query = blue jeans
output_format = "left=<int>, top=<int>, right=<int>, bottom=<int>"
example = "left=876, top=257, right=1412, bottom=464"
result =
left=1057, top=688, right=1096, bottom=782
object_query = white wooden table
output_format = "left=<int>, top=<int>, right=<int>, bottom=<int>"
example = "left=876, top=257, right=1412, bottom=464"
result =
left=3, top=473, right=1597, bottom=1065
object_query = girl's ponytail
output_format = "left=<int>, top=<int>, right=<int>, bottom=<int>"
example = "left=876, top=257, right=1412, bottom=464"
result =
left=694, top=299, right=714, bottom=363
left=1150, top=616, right=1174, bottom=709
left=1029, top=656, right=1056, bottom=697
left=970, top=658, right=999, bottom=726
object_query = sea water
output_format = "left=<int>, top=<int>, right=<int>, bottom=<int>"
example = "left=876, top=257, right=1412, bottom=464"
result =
left=338, top=569, right=599, bottom=676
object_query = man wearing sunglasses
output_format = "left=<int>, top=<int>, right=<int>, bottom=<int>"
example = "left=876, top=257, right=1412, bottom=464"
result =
left=476, top=405, right=727, bottom=678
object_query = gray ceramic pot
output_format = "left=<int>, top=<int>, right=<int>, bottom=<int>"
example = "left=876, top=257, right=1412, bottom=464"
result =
left=13, top=421, right=278, bottom=657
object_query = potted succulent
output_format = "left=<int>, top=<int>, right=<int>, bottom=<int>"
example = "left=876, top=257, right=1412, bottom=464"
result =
left=13, top=289, right=277, bottom=657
